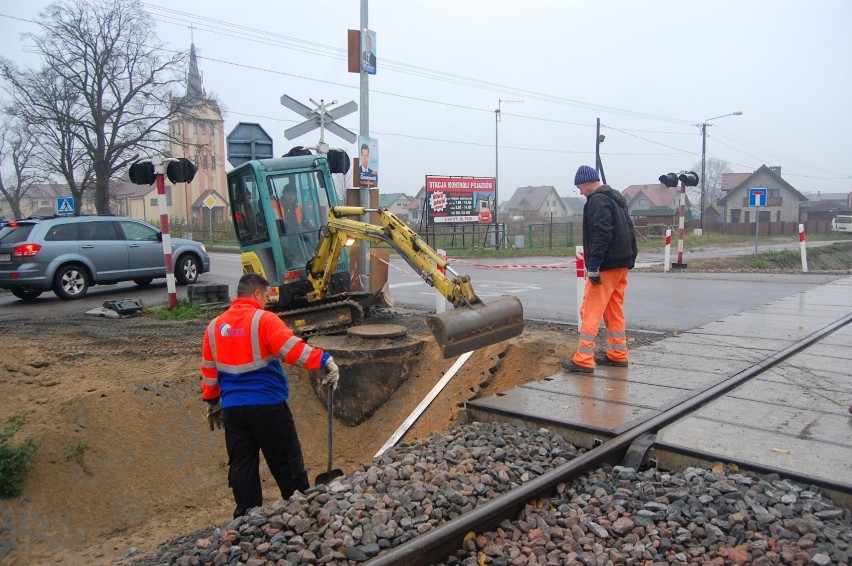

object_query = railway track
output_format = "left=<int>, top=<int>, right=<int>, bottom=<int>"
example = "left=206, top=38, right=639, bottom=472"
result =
left=367, top=311, right=852, bottom=565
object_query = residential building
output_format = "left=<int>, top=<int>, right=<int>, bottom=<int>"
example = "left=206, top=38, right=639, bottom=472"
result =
left=379, top=192, right=412, bottom=221
left=621, top=183, right=688, bottom=225
left=1, top=183, right=98, bottom=219
left=718, top=165, right=807, bottom=224
left=560, top=196, right=585, bottom=216
left=799, top=197, right=852, bottom=223
left=505, top=186, right=569, bottom=220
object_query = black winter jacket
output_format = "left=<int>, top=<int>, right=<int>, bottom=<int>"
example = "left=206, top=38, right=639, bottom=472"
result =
left=582, top=185, right=638, bottom=271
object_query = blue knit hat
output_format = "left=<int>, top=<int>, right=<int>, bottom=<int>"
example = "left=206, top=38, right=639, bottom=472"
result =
left=574, top=165, right=600, bottom=185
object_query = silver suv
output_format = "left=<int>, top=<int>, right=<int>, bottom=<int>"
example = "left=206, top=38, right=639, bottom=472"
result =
left=0, top=215, right=210, bottom=301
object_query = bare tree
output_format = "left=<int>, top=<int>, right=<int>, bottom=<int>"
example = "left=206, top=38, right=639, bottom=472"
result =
left=1, top=66, right=95, bottom=213
left=0, top=113, right=43, bottom=220
left=1, top=0, right=187, bottom=214
left=689, top=157, right=732, bottom=212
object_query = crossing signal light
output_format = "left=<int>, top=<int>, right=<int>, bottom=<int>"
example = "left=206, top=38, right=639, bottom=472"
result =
left=326, top=149, right=351, bottom=174
left=659, top=173, right=679, bottom=188
left=678, top=171, right=699, bottom=187
left=129, top=161, right=156, bottom=185
left=166, top=158, right=197, bottom=184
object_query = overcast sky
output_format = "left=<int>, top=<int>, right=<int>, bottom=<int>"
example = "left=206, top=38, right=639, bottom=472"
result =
left=1, top=0, right=850, bottom=200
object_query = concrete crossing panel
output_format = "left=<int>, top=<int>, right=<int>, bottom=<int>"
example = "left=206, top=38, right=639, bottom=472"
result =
left=655, top=417, right=852, bottom=491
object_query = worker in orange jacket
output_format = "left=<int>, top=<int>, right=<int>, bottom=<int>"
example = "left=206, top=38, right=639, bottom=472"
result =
left=563, top=165, right=638, bottom=373
left=201, top=272, right=339, bottom=517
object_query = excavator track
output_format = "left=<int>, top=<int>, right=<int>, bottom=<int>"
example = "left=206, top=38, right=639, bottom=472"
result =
left=274, top=299, right=365, bottom=339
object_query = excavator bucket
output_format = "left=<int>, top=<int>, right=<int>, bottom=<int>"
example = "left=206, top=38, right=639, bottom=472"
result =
left=426, top=296, right=524, bottom=359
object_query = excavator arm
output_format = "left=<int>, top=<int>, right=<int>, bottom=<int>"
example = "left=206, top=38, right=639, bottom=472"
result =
left=306, top=206, right=524, bottom=357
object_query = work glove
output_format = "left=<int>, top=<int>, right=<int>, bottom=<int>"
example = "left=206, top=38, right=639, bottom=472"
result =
left=587, top=269, right=602, bottom=285
left=322, top=358, right=340, bottom=391
left=206, top=400, right=223, bottom=431
left=586, top=256, right=603, bottom=286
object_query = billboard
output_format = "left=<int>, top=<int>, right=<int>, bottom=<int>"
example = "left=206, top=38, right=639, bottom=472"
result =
left=425, top=176, right=495, bottom=224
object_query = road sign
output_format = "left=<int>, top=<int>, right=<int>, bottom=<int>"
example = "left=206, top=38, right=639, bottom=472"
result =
left=57, top=197, right=74, bottom=215
left=203, top=195, right=218, bottom=209
left=748, top=188, right=767, bottom=207
left=280, top=95, right=358, bottom=144
left=226, top=123, right=273, bottom=168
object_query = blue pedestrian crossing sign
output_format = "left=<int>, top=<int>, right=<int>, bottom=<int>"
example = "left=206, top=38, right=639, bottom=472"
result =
left=748, top=188, right=767, bottom=207
left=56, top=197, right=75, bottom=215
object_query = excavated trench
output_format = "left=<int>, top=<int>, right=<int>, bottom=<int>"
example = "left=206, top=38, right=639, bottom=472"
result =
left=308, top=324, right=426, bottom=426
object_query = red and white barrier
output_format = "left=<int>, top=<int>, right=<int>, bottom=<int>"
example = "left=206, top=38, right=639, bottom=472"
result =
left=675, top=181, right=687, bottom=266
left=799, top=224, right=808, bottom=273
left=575, top=245, right=585, bottom=330
left=664, top=228, right=672, bottom=273
left=153, top=157, right=177, bottom=309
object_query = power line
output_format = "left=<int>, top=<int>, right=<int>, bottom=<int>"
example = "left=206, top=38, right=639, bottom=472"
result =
left=143, top=2, right=696, bottom=125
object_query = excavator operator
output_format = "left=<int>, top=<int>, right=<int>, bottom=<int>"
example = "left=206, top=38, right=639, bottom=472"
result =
left=281, top=183, right=304, bottom=233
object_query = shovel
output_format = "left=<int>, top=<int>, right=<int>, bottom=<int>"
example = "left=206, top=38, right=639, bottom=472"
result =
left=315, top=385, right=344, bottom=485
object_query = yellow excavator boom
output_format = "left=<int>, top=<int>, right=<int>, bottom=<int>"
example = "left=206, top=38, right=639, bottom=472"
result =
left=305, top=206, right=524, bottom=357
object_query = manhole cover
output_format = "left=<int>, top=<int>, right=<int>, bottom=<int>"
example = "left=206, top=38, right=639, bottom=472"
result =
left=347, top=324, right=408, bottom=339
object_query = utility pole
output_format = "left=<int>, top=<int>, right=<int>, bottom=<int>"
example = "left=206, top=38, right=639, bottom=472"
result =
left=596, top=118, right=606, bottom=185
left=700, top=122, right=707, bottom=233
left=495, top=98, right=522, bottom=249
left=698, top=111, right=742, bottom=233
left=359, top=0, right=370, bottom=289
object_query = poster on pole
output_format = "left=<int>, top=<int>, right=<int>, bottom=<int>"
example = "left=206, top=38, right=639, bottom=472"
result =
left=358, top=136, right=378, bottom=187
left=425, top=176, right=495, bottom=225
left=360, top=29, right=376, bottom=74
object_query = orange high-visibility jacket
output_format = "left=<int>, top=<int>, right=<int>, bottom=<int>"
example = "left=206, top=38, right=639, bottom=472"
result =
left=200, top=298, right=328, bottom=408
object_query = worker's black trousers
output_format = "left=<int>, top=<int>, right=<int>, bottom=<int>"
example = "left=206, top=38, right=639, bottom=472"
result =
left=223, top=401, right=310, bottom=518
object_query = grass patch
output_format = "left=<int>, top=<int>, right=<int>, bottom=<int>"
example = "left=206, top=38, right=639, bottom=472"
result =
left=65, top=441, right=92, bottom=475
left=147, top=298, right=210, bottom=321
left=691, top=242, right=852, bottom=272
left=64, top=441, right=88, bottom=463
left=0, top=415, right=39, bottom=498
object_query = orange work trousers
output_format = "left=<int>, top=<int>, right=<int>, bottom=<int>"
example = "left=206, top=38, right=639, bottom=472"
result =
left=572, top=267, right=629, bottom=368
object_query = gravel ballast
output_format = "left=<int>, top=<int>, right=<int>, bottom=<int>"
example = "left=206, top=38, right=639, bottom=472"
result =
left=129, top=421, right=851, bottom=565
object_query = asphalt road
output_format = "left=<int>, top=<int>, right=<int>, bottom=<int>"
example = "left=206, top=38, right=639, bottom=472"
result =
left=0, top=242, right=846, bottom=333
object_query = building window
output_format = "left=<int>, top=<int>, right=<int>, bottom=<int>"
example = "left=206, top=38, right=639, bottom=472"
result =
left=731, top=209, right=741, bottom=223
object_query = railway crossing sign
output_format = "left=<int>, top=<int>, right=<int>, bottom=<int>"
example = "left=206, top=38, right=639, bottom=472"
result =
left=280, top=95, right=358, bottom=145
left=56, top=197, right=74, bottom=215
left=749, top=187, right=767, bottom=207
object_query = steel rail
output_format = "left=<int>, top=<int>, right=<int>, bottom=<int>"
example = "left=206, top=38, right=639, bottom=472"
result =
left=366, top=312, right=852, bottom=565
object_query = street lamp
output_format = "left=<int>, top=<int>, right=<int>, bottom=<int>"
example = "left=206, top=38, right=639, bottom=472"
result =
left=495, top=98, right=522, bottom=249
left=698, top=111, right=742, bottom=233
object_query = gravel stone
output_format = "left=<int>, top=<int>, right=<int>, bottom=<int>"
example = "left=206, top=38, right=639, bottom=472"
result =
left=127, top=422, right=852, bottom=566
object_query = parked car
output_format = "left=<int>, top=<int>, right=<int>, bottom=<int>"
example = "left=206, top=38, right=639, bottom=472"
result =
left=0, top=215, right=211, bottom=301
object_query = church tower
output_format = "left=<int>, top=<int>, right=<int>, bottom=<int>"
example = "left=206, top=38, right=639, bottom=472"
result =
left=168, top=44, right=228, bottom=224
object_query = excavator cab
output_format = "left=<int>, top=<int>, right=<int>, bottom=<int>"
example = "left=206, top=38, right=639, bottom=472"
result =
left=228, top=156, right=350, bottom=307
